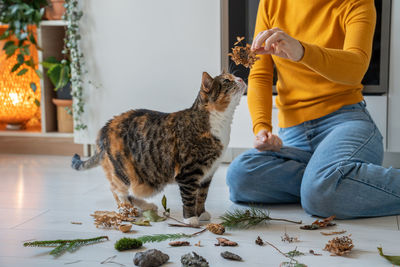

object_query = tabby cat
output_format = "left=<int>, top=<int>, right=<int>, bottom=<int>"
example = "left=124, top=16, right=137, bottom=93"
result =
left=71, top=71, right=245, bottom=225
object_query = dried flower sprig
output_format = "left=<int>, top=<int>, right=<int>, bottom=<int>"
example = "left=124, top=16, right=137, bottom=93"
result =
left=220, top=207, right=302, bottom=229
left=228, top=36, right=260, bottom=69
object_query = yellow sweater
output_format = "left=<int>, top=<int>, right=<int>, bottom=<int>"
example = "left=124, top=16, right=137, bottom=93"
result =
left=248, top=0, right=376, bottom=134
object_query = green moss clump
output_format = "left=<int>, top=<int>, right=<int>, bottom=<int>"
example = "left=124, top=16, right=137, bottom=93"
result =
left=114, top=238, right=143, bottom=251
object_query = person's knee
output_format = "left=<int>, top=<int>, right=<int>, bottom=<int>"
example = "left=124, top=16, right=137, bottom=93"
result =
left=301, top=166, right=352, bottom=219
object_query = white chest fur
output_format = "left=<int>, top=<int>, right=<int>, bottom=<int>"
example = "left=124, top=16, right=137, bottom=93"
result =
left=202, top=93, right=242, bottom=180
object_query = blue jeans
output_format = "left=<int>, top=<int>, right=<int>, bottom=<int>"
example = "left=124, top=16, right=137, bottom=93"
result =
left=226, top=102, right=400, bottom=218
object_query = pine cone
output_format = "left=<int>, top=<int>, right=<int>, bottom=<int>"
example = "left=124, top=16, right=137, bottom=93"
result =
left=324, top=235, right=354, bottom=256
left=206, top=223, right=225, bottom=235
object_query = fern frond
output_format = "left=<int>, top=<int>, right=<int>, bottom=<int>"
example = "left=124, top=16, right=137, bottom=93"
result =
left=136, top=233, right=192, bottom=243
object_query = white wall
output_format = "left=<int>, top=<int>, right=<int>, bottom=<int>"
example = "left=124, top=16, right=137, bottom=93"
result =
left=388, top=1, right=400, bottom=152
left=75, top=0, right=221, bottom=143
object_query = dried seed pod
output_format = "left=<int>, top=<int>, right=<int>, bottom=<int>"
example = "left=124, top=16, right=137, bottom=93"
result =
left=255, top=236, right=264, bottom=246
left=324, top=235, right=354, bottom=256
left=206, top=223, right=225, bottom=235
left=169, top=241, right=190, bottom=247
left=119, top=224, right=132, bottom=233
left=214, top=237, right=238, bottom=247
left=181, top=251, right=209, bottom=267
left=221, top=251, right=242, bottom=261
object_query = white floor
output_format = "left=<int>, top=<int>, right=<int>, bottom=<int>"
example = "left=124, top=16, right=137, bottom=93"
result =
left=0, top=154, right=399, bottom=267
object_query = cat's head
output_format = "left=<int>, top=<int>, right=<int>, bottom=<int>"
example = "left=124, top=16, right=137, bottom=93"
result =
left=194, top=71, right=246, bottom=112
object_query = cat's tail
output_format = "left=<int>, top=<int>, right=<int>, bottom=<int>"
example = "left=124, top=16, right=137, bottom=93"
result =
left=71, top=150, right=104, bottom=171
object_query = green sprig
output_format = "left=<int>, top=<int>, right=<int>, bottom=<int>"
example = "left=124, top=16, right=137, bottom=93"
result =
left=220, top=207, right=302, bottom=229
left=136, top=233, right=192, bottom=243
left=23, top=236, right=109, bottom=257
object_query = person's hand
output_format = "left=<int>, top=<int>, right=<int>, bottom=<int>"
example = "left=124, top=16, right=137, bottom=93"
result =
left=254, top=130, right=282, bottom=152
left=251, top=28, right=304, bottom=62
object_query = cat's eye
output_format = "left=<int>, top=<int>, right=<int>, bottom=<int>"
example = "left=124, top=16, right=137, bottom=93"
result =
left=223, top=79, right=231, bottom=84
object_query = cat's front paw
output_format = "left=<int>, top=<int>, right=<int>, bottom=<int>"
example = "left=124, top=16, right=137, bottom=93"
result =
left=183, top=216, right=200, bottom=226
left=198, top=211, right=211, bottom=221
left=141, top=203, right=158, bottom=211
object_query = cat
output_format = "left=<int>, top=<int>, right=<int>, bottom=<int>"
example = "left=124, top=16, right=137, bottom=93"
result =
left=71, top=71, right=246, bottom=225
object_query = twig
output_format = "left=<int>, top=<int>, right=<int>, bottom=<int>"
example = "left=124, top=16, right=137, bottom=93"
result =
left=101, top=255, right=126, bottom=267
left=168, top=223, right=201, bottom=229
left=64, top=261, right=79, bottom=265
left=165, top=214, right=201, bottom=228
left=264, top=240, right=288, bottom=258
left=191, top=228, right=207, bottom=236
left=70, top=222, right=82, bottom=225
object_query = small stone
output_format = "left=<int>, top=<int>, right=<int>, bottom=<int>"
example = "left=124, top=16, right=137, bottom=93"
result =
left=133, top=249, right=169, bottom=267
left=220, top=251, right=242, bottom=261
left=181, top=251, right=209, bottom=267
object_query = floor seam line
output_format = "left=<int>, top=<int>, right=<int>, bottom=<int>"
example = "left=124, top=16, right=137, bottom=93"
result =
left=397, top=216, right=400, bottom=231
left=9, top=209, right=50, bottom=230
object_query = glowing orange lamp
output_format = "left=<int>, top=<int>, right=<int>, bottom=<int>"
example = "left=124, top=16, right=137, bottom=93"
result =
left=0, top=27, right=41, bottom=130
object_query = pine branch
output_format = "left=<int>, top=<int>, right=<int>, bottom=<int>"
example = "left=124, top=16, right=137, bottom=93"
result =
left=220, top=207, right=302, bottom=229
left=136, top=228, right=207, bottom=244
left=23, top=236, right=109, bottom=257
left=136, top=233, right=192, bottom=243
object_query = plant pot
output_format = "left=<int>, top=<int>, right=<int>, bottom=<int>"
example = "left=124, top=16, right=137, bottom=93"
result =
left=44, top=0, right=66, bottom=20
left=56, top=82, right=72, bottom=100
left=52, top=98, right=73, bottom=133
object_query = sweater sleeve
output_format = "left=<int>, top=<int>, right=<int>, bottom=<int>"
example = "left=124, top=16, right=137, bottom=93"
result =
left=299, top=0, right=376, bottom=85
left=248, top=0, right=274, bottom=135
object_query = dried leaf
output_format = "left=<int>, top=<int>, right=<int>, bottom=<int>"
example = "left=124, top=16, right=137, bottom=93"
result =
left=320, top=230, right=346, bottom=236
left=142, top=210, right=166, bottom=222
left=132, top=219, right=151, bottom=226
left=300, top=215, right=336, bottom=230
left=169, top=241, right=190, bottom=247
left=70, top=222, right=82, bottom=225
left=194, top=241, right=202, bottom=247
left=234, top=36, right=245, bottom=45
left=214, top=237, right=238, bottom=247
left=378, top=247, right=400, bottom=265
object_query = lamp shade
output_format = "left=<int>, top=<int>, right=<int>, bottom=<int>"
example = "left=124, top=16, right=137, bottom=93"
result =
left=0, top=26, right=41, bottom=128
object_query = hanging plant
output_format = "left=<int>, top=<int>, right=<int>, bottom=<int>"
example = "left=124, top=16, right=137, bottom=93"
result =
left=62, top=0, right=86, bottom=130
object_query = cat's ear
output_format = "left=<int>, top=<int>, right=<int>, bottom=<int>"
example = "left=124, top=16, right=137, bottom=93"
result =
left=201, top=72, right=213, bottom=93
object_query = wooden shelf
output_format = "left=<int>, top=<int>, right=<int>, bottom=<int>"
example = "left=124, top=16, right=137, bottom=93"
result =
left=40, top=20, right=67, bottom=27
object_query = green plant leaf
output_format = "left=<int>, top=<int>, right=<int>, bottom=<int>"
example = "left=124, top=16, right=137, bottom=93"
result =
left=56, top=65, right=70, bottom=90
left=142, top=210, right=166, bottom=222
left=5, top=44, right=17, bottom=57
left=17, top=68, right=28, bottom=76
left=35, top=69, right=43, bottom=79
left=378, top=247, right=400, bottom=265
left=162, top=195, right=167, bottom=211
left=2, top=40, right=15, bottom=50
left=17, top=54, right=24, bottom=64
left=30, top=82, right=37, bottom=92
left=47, top=64, right=62, bottom=89
left=29, top=34, right=37, bottom=45
left=34, top=99, right=41, bottom=107
left=11, top=63, right=21, bottom=73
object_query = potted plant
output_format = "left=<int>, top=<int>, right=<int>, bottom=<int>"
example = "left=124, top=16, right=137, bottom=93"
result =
left=42, top=56, right=73, bottom=132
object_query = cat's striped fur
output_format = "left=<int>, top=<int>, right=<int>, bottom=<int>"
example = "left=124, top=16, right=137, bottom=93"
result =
left=72, top=72, right=245, bottom=225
